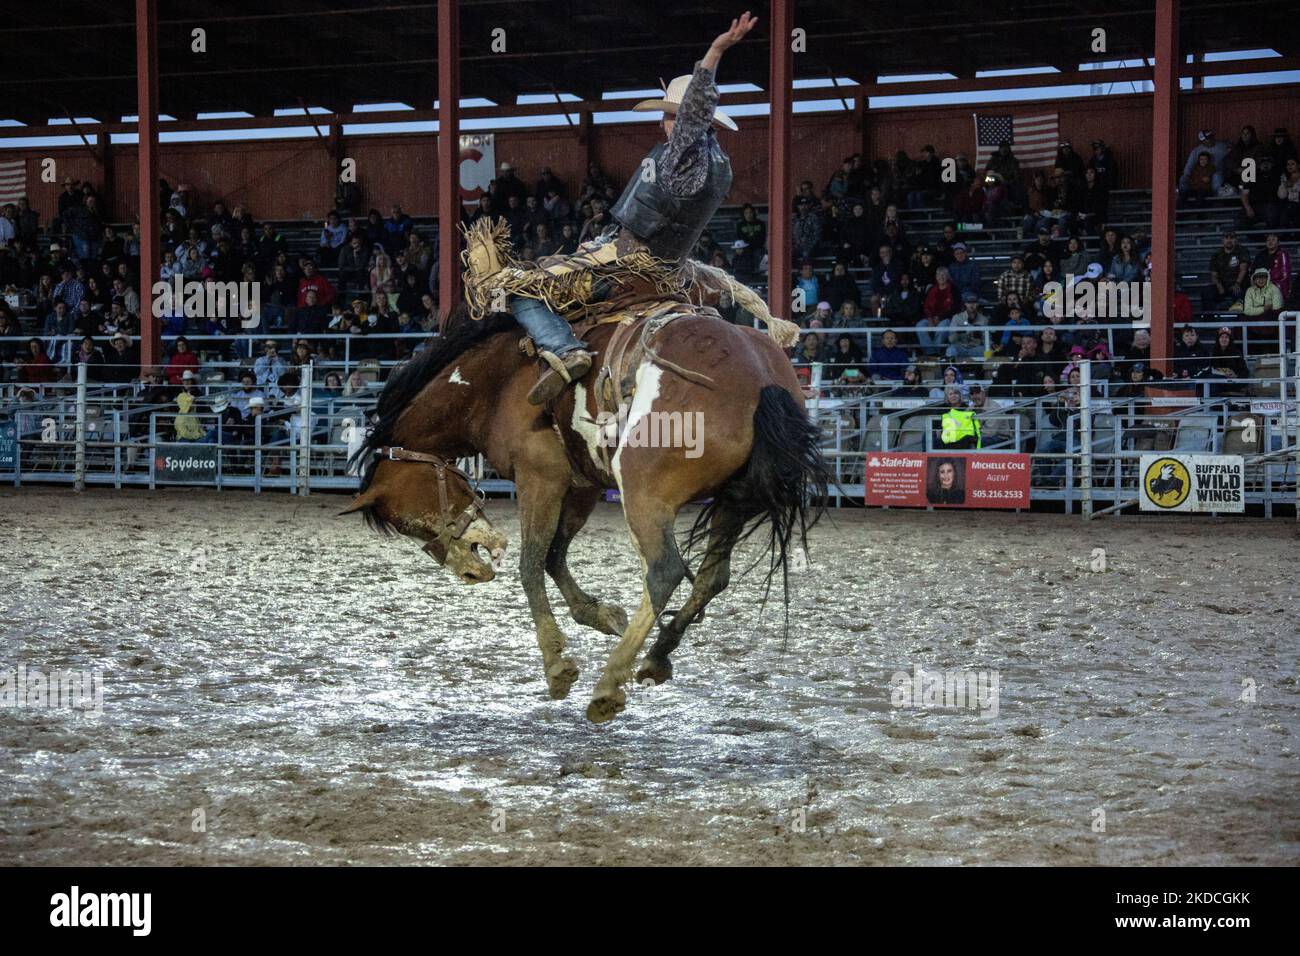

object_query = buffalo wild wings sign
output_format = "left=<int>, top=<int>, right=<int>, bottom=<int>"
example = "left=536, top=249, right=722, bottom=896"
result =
left=1139, top=454, right=1244, bottom=513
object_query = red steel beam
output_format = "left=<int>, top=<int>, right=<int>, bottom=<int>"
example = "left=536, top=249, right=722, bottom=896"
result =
left=436, top=0, right=461, bottom=326
left=1149, top=0, right=1179, bottom=374
left=135, top=0, right=161, bottom=372
left=767, top=0, right=793, bottom=321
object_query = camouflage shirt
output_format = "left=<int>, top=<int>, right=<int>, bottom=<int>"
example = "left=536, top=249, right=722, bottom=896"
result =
left=660, top=62, right=725, bottom=198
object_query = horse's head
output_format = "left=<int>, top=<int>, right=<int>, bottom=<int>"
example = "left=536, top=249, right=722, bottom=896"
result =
left=342, top=447, right=507, bottom=584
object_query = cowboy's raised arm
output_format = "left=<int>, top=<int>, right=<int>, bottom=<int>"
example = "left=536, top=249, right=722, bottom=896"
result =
left=663, top=13, right=758, bottom=174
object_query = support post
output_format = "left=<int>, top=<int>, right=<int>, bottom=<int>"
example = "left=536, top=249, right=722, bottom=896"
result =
left=767, top=0, right=793, bottom=321
left=74, top=361, right=88, bottom=493
left=1148, top=0, right=1179, bottom=375
left=1080, top=359, right=1093, bottom=519
left=437, top=0, right=462, bottom=328
left=299, top=362, right=313, bottom=496
left=135, top=0, right=161, bottom=372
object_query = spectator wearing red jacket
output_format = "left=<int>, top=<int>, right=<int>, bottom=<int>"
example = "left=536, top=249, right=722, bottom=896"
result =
left=20, top=338, right=58, bottom=384
left=923, top=268, right=958, bottom=321
left=165, top=336, right=200, bottom=386
left=296, top=260, right=336, bottom=309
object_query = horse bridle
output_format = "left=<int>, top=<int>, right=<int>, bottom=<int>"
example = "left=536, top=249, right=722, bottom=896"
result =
left=374, top=446, right=487, bottom=551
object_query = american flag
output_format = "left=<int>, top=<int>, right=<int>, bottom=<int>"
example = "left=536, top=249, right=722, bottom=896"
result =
left=0, top=158, right=25, bottom=206
left=974, top=112, right=1060, bottom=169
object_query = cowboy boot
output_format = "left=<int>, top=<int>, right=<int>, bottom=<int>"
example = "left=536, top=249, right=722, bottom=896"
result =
left=511, top=296, right=594, bottom=405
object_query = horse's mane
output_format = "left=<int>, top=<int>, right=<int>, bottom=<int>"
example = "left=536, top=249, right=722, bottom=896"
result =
left=354, top=305, right=518, bottom=494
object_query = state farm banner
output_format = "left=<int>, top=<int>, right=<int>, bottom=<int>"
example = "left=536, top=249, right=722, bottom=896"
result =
left=1139, top=454, right=1245, bottom=513
left=456, top=132, right=495, bottom=205
left=155, top=444, right=218, bottom=482
left=865, top=452, right=1031, bottom=509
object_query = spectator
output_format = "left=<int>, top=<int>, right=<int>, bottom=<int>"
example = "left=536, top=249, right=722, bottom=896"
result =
left=1183, top=152, right=1217, bottom=205
left=384, top=204, right=414, bottom=252
left=736, top=204, right=766, bottom=255
left=318, top=211, right=347, bottom=266
left=1208, top=326, right=1250, bottom=394
left=935, top=386, right=981, bottom=450
left=946, top=292, right=989, bottom=361
left=1171, top=326, right=1212, bottom=379
left=1253, top=232, right=1292, bottom=300
left=1059, top=236, right=1090, bottom=279
left=1240, top=267, right=1282, bottom=318
left=867, top=329, right=910, bottom=381
left=995, top=253, right=1033, bottom=306
left=534, top=166, right=567, bottom=202
left=1119, top=329, right=1152, bottom=378
left=1086, top=139, right=1118, bottom=191
left=793, top=200, right=821, bottom=261
left=102, top=332, right=139, bottom=383
left=985, top=140, right=1021, bottom=191
left=494, top=163, right=529, bottom=208
left=1226, top=125, right=1266, bottom=191
left=1107, top=237, right=1142, bottom=282
left=992, top=334, right=1045, bottom=398
left=20, top=337, right=57, bottom=384
left=165, top=336, right=200, bottom=386
left=908, top=145, right=943, bottom=209
left=1274, top=157, right=1300, bottom=228
left=337, top=235, right=368, bottom=298
left=1179, top=129, right=1229, bottom=197
left=1076, top=167, right=1109, bottom=234
left=883, top=273, right=922, bottom=327
left=827, top=335, right=868, bottom=389
left=794, top=262, right=820, bottom=317
left=945, top=243, right=980, bottom=301
left=254, top=339, right=287, bottom=387
left=794, top=331, right=831, bottom=366
left=1203, top=232, right=1249, bottom=311
left=872, top=244, right=902, bottom=295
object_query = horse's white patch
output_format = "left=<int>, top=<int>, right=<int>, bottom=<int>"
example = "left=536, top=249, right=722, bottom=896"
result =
left=570, top=382, right=606, bottom=473
left=449, top=367, right=470, bottom=386
left=611, top=361, right=662, bottom=491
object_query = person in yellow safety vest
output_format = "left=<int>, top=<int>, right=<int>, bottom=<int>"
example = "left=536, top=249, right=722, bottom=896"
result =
left=937, top=384, right=982, bottom=449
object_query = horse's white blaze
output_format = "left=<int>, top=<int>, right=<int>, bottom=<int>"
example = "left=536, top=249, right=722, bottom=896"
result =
left=570, top=382, right=605, bottom=473
left=449, top=367, right=470, bottom=386
left=611, top=361, right=662, bottom=492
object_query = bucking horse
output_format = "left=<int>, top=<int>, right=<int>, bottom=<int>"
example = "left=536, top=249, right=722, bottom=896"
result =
left=343, top=225, right=830, bottom=723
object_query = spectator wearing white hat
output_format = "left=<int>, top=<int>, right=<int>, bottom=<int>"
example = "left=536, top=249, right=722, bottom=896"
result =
left=494, top=162, right=529, bottom=208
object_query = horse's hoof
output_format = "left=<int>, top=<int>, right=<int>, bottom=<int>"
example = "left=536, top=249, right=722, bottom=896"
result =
left=585, top=688, right=626, bottom=724
left=546, top=658, right=579, bottom=700
left=634, top=657, right=673, bottom=686
left=597, top=603, right=629, bottom=636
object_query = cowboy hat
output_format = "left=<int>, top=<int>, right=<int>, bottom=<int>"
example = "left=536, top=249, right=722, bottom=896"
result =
left=633, top=76, right=738, bottom=131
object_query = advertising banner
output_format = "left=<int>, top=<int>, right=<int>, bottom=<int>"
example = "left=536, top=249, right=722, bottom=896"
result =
left=1139, top=454, right=1244, bottom=513
left=155, top=444, right=218, bottom=482
left=865, top=452, right=1031, bottom=509
left=456, top=132, right=495, bottom=204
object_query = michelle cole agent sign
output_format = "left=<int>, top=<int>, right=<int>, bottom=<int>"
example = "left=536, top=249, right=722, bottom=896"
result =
left=865, top=452, right=1031, bottom=509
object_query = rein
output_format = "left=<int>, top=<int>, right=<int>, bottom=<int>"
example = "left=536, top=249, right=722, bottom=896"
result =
left=375, top=446, right=486, bottom=550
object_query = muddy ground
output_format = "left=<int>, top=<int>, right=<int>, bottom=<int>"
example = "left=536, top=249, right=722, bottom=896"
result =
left=1, top=487, right=1297, bottom=865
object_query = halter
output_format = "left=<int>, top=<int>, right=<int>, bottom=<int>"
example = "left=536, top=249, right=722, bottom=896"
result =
left=375, top=446, right=487, bottom=551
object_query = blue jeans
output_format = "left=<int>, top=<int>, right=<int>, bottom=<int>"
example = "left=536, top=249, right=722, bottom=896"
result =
left=915, top=318, right=949, bottom=355
left=512, top=297, right=583, bottom=355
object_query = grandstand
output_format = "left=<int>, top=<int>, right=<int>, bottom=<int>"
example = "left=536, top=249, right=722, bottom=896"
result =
left=1, top=0, right=1298, bottom=513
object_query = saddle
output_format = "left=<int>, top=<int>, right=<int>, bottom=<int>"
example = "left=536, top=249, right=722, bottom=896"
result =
left=519, top=289, right=721, bottom=421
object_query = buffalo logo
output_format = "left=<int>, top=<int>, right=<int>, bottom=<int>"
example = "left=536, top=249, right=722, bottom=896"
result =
left=1143, top=457, right=1190, bottom=508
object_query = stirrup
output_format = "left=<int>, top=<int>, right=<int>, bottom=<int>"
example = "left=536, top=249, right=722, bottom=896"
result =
left=528, top=349, right=594, bottom=405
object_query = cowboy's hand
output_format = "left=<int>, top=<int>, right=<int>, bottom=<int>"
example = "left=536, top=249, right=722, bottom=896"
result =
left=712, top=11, right=758, bottom=51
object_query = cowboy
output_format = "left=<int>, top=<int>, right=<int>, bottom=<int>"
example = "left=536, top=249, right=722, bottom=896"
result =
left=473, top=11, right=757, bottom=405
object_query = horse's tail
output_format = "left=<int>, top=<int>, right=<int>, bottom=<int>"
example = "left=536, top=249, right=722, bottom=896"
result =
left=687, top=384, right=831, bottom=627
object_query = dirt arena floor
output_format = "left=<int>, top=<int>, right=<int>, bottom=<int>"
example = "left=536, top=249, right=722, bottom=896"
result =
left=1, top=486, right=1297, bottom=865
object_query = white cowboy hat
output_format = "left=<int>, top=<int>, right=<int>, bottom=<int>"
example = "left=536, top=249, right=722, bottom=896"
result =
left=633, top=76, right=738, bottom=131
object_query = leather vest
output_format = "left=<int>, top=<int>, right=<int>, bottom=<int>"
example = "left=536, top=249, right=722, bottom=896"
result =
left=610, top=140, right=732, bottom=262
